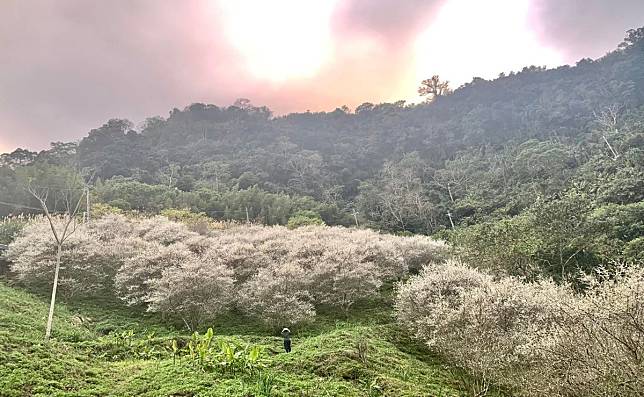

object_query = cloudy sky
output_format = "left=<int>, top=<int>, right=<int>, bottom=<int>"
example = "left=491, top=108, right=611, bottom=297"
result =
left=1, top=0, right=643, bottom=153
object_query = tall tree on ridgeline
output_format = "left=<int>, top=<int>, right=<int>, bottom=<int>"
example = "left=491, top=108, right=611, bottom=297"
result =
left=418, top=75, right=452, bottom=102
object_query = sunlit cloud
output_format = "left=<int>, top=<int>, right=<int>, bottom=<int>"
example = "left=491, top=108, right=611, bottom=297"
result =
left=216, top=0, right=339, bottom=83
left=413, top=0, right=563, bottom=98
left=0, top=0, right=639, bottom=153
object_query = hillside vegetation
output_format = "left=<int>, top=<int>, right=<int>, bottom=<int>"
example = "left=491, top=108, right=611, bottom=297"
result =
left=3, top=213, right=641, bottom=396
left=1, top=28, right=643, bottom=282
left=0, top=279, right=479, bottom=397
left=0, top=26, right=643, bottom=397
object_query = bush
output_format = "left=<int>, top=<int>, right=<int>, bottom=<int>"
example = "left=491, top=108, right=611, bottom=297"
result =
left=160, top=208, right=213, bottom=234
left=8, top=214, right=448, bottom=330
left=135, top=216, right=198, bottom=245
left=540, top=265, right=644, bottom=397
left=395, top=261, right=644, bottom=396
left=0, top=216, right=28, bottom=245
left=115, top=242, right=194, bottom=305
left=202, top=236, right=270, bottom=283
left=287, top=210, right=325, bottom=229
left=390, top=235, right=449, bottom=275
left=394, top=261, right=494, bottom=344
left=238, top=263, right=315, bottom=328
left=8, top=217, right=124, bottom=297
left=310, top=245, right=383, bottom=315
left=90, top=203, right=124, bottom=218
left=147, top=259, right=235, bottom=331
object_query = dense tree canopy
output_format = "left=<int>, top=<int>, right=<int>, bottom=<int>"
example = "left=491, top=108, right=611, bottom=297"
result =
left=1, top=29, right=642, bottom=277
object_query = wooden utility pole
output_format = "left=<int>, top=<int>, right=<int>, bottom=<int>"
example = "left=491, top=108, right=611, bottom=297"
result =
left=85, top=186, right=91, bottom=223
left=447, top=212, right=455, bottom=229
left=245, top=207, right=250, bottom=224
left=351, top=209, right=360, bottom=227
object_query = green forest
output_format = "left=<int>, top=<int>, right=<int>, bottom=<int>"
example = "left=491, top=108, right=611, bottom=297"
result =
left=3, top=28, right=642, bottom=279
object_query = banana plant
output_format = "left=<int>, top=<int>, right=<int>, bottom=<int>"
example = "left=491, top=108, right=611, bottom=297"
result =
left=217, top=339, right=243, bottom=374
left=245, top=344, right=266, bottom=374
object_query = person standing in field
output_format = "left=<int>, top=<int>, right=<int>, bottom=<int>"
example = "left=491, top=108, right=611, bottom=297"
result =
left=281, top=328, right=292, bottom=353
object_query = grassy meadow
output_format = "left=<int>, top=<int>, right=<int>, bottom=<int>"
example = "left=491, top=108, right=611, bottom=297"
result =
left=0, top=280, right=488, bottom=397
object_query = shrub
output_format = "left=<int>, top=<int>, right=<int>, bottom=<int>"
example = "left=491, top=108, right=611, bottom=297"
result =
left=8, top=217, right=124, bottom=297
left=394, top=260, right=494, bottom=344
left=287, top=210, right=325, bottom=229
left=115, top=242, right=194, bottom=305
left=135, top=216, right=197, bottom=245
left=147, top=259, right=235, bottom=331
left=87, top=214, right=136, bottom=241
left=392, top=235, right=450, bottom=274
left=203, top=237, right=270, bottom=283
left=9, top=213, right=448, bottom=332
left=539, top=265, right=644, bottom=397
left=160, top=208, right=213, bottom=234
left=238, top=263, right=315, bottom=328
left=449, top=278, right=569, bottom=391
left=90, top=203, right=124, bottom=218
left=310, top=245, right=383, bottom=315
left=0, top=216, right=28, bottom=245
left=343, top=229, right=406, bottom=280
left=395, top=261, right=644, bottom=396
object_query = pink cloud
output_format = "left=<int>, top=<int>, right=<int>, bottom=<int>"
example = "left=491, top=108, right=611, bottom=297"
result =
left=0, top=0, right=641, bottom=153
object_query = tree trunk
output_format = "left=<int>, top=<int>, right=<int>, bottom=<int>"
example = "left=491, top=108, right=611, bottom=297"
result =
left=45, top=244, right=62, bottom=340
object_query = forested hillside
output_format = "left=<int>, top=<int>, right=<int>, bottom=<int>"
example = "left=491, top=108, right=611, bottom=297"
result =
left=2, top=28, right=643, bottom=278
left=1, top=25, right=644, bottom=397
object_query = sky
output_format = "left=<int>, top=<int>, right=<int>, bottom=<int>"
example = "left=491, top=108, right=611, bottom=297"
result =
left=1, top=0, right=643, bottom=153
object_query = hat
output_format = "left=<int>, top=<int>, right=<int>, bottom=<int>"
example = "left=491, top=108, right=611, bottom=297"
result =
left=281, top=328, right=291, bottom=333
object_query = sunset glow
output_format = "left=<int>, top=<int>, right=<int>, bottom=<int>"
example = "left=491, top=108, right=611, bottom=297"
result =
left=414, top=0, right=563, bottom=92
left=1, top=0, right=639, bottom=152
left=217, top=0, right=339, bottom=83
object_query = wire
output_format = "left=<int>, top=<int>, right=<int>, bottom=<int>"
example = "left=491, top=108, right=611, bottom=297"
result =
left=25, top=184, right=87, bottom=192
left=0, top=201, right=43, bottom=211
left=0, top=201, right=81, bottom=216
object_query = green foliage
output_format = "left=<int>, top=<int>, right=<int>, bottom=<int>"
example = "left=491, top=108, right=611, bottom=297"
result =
left=287, top=210, right=325, bottom=229
left=453, top=191, right=643, bottom=279
left=160, top=208, right=209, bottom=223
left=92, top=178, right=351, bottom=227
left=0, top=216, right=28, bottom=245
left=90, top=202, right=124, bottom=218
left=452, top=217, right=538, bottom=276
left=184, top=328, right=268, bottom=375
left=0, top=281, right=475, bottom=396
left=256, top=371, right=276, bottom=397
left=588, top=201, right=644, bottom=258
left=624, top=237, right=644, bottom=261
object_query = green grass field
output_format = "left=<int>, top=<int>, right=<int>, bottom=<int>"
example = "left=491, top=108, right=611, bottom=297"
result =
left=0, top=281, right=487, bottom=396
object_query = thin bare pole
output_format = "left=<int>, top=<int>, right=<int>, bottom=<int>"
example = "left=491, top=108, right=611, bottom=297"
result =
left=85, top=186, right=90, bottom=223
left=447, top=212, right=455, bottom=229
left=351, top=209, right=360, bottom=227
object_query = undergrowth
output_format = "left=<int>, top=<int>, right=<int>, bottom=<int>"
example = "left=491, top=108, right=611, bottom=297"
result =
left=0, top=281, right=494, bottom=396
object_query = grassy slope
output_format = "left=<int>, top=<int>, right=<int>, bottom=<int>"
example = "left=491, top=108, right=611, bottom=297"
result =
left=0, top=282, right=474, bottom=397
